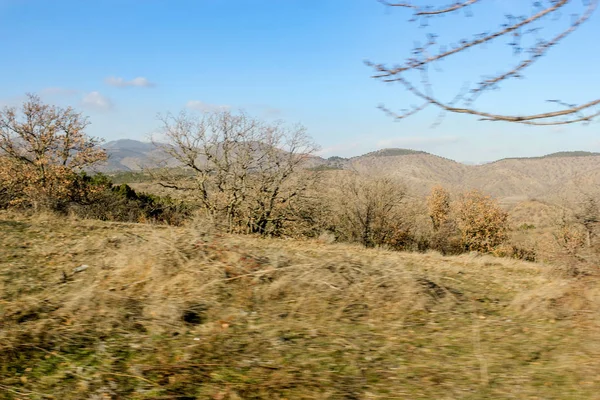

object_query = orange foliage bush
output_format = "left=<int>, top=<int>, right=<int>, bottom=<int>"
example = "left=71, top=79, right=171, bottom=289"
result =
left=427, top=185, right=451, bottom=231
left=455, top=190, right=509, bottom=253
left=554, top=224, right=586, bottom=256
left=0, top=94, right=106, bottom=209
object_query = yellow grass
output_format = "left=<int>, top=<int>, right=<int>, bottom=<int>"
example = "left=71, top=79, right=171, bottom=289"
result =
left=1, top=211, right=599, bottom=399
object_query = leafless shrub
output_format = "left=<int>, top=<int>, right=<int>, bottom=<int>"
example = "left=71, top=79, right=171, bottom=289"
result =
left=492, top=244, right=537, bottom=262
left=326, top=174, right=416, bottom=249
left=574, top=195, right=600, bottom=247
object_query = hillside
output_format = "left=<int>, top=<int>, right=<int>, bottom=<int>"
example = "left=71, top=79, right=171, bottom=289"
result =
left=468, top=156, right=600, bottom=201
left=501, top=151, right=600, bottom=160
left=99, top=139, right=174, bottom=172
left=350, top=152, right=469, bottom=194
left=2, top=212, right=600, bottom=398
left=346, top=150, right=600, bottom=200
left=101, top=140, right=600, bottom=201
left=359, top=148, right=427, bottom=158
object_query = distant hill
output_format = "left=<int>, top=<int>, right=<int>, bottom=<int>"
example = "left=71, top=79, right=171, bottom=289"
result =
left=495, top=151, right=600, bottom=162
left=98, top=139, right=174, bottom=172
left=542, top=151, right=600, bottom=158
left=100, top=140, right=600, bottom=202
left=103, top=139, right=156, bottom=153
left=359, top=148, right=427, bottom=158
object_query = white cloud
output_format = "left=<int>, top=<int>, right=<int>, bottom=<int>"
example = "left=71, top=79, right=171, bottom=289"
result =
left=376, top=135, right=461, bottom=148
left=186, top=100, right=230, bottom=112
left=82, top=91, right=113, bottom=110
left=105, top=76, right=155, bottom=88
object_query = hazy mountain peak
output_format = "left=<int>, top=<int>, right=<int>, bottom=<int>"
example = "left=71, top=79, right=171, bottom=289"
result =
left=103, top=139, right=156, bottom=151
left=542, top=151, right=600, bottom=158
left=360, top=148, right=427, bottom=158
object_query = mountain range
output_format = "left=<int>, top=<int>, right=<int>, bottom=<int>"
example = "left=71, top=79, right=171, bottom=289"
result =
left=100, top=139, right=600, bottom=203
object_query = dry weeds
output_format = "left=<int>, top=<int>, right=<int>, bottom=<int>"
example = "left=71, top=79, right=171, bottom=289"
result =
left=1, top=211, right=599, bottom=399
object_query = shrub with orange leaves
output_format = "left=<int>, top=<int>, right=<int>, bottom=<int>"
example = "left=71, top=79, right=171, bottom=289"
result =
left=554, top=223, right=586, bottom=256
left=455, top=190, right=509, bottom=253
left=427, top=185, right=451, bottom=231
left=0, top=94, right=106, bottom=209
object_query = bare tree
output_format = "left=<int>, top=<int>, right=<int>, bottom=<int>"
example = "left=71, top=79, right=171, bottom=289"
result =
left=369, top=0, right=599, bottom=125
left=575, top=195, right=600, bottom=247
left=0, top=94, right=106, bottom=207
left=156, top=110, right=319, bottom=235
left=331, top=174, right=408, bottom=248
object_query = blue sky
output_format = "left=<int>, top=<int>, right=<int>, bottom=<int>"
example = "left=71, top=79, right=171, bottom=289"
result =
left=1, top=0, right=598, bottom=162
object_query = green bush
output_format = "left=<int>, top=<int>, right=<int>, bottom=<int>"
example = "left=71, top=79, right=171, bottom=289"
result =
left=67, top=174, right=193, bottom=225
left=519, top=223, right=536, bottom=231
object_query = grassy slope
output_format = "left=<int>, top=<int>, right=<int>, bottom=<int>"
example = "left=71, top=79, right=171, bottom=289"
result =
left=1, top=212, right=600, bottom=399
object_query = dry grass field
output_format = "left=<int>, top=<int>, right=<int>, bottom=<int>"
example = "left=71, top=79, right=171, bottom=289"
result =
left=3, top=1, right=600, bottom=398
left=2, top=211, right=600, bottom=399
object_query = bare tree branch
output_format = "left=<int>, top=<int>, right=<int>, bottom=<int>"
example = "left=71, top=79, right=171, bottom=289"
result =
left=385, top=72, right=600, bottom=125
left=374, top=0, right=569, bottom=75
left=470, top=0, right=598, bottom=99
left=380, top=0, right=480, bottom=16
left=369, top=0, right=600, bottom=125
